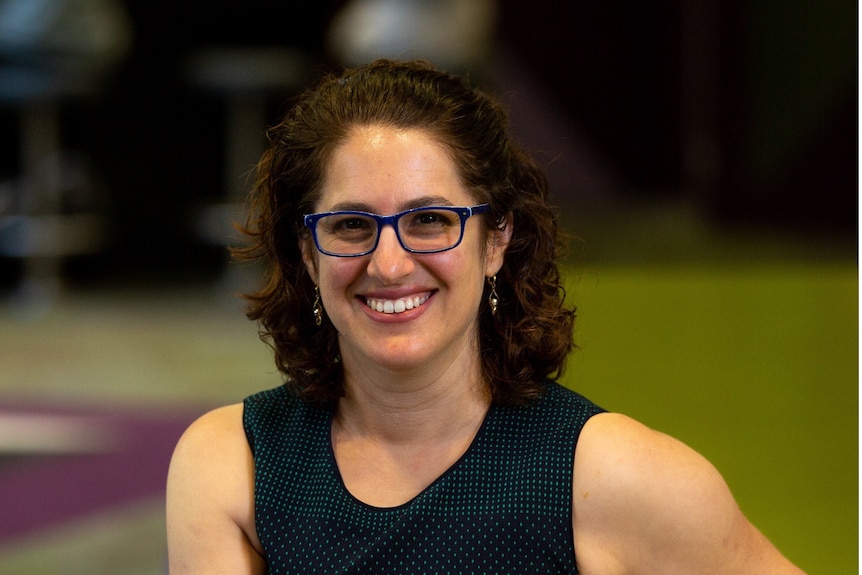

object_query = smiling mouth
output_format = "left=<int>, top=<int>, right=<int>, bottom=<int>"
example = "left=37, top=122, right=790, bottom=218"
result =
left=365, top=294, right=430, bottom=314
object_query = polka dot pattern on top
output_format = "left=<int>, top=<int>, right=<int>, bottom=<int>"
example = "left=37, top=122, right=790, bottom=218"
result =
left=243, top=380, right=605, bottom=574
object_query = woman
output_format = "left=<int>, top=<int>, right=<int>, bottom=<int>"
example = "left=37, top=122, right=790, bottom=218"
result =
left=167, top=59, right=805, bottom=574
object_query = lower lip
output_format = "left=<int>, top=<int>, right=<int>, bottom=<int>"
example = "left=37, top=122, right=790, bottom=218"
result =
left=359, top=293, right=433, bottom=323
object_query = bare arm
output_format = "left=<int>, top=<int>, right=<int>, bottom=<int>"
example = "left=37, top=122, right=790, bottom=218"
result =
left=166, top=404, right=266, bottom=575
left=572, top=412, right=806, bottom=575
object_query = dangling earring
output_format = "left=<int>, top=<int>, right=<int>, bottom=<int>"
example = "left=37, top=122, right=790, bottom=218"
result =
left=312, top=286, right=323, bottom=326
left=487, top=275, right=499, bottom=316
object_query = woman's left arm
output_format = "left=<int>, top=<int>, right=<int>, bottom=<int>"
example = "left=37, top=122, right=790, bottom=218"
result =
left=571, top=412, right=807, bottom=575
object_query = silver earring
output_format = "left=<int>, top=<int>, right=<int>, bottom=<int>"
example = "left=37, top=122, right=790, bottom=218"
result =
left=487, top=275, right=499, bottom=316
left=312, top=286, right=323, bottom=326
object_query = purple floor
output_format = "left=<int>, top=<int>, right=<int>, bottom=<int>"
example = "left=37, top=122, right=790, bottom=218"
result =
left=0, top=401, right=200, bottom=545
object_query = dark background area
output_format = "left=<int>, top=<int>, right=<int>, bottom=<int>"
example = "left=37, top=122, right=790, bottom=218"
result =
left=0, top=0, right=856, bottom=288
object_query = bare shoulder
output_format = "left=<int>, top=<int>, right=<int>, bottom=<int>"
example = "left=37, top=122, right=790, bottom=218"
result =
left=169, top=404, right=251, bottom=496
left=167, top=403, right=265, bottom=574
left=572, top=412, right=805, bottom=575
left=172, top=403, right=247, bottom=460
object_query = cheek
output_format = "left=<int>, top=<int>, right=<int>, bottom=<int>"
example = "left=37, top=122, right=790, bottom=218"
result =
left=318, top=258, right=366, bottom=292
left=434, top=250, right=487, bottom=296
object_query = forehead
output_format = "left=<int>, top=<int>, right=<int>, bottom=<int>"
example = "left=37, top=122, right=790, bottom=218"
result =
left=317, top=125, right=472, bottom=211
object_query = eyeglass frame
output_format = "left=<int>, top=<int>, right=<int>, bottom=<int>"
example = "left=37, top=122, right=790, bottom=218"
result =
left=303, top=204, right=491, bottom=257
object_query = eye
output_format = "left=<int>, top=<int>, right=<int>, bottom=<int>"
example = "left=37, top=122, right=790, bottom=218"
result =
left=412, top=210, right=456, bottom=227
left=338, top=217, right=369, bottom=230
left=324, top=215, right=375, bottom=239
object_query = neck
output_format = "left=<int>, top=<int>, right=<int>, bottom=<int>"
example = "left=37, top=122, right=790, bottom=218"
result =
left=334, top=363, right=491, bottom=445
left=334, top=326, right=491, bottom=442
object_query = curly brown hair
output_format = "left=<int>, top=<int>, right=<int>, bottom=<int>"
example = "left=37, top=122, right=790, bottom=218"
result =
left=235, top=59, right=575, bottom=406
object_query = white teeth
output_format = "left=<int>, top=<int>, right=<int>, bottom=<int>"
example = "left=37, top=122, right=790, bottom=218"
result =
left=365, top=295, right=429, bottom=314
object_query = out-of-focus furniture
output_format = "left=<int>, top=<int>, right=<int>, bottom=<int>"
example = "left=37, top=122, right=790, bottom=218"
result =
left=326, top=0, right=497, bottom=77
left=0, top=0, right=132, bottom=315
left=183, top=46, right=310, bottom=297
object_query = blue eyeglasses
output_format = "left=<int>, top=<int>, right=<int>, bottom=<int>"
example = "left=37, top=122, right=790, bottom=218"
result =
left=304, top=204, right=490, bottom=257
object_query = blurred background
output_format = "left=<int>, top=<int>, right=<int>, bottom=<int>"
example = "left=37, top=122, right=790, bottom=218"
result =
left=0, top=0, right=856, bottom=573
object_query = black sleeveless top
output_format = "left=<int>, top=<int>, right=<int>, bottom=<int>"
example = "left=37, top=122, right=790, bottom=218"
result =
left=243, top=380, right=605, bottom=574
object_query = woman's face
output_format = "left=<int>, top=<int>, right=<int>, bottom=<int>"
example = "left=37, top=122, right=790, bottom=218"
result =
left=303, top=125, right=509, bottom=377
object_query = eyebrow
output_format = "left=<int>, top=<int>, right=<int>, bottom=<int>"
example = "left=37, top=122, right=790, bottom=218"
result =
left=326, top=196, right=455, bottom=214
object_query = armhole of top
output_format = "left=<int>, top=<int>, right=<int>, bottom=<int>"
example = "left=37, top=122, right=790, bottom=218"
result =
left=241, top=396, right=257, bottom=458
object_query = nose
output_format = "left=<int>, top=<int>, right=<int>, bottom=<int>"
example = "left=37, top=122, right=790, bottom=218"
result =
left=366, top=224, right=414, bottom=281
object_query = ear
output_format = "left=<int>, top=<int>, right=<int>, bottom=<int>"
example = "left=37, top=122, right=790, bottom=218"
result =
left=484, top=213, right=512, bottom=277
left=300, top=237, right=319, bottom=285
